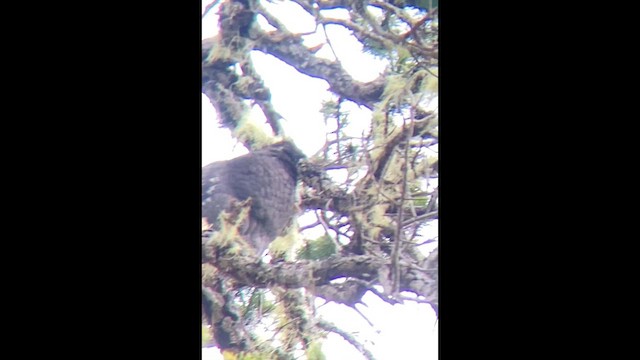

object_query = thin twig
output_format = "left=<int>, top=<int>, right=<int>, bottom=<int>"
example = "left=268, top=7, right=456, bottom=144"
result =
left=352, top=305, right=376, bottom=328
left=316, top=210, right=331, bottom=235
left=317, top=319, right=377, bottom=360
left=414, top=238, right=437, bottom=247
left=348, top=278, right=400, bottom=306
left=300, top=220, right=322, bottom=231
left=370, top=0, right=417, bottom=29
left=318, top=16, right=436, bottom=60
left=402, top=210, right=438, bottom=227
left=202, top=0, right=221, bottom=19
left=321, top=23, right=341, bottom=62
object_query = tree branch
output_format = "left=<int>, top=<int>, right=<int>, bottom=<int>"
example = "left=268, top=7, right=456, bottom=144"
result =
left=318, top=16, right=437, bottom=61
left=204, top=241, right=438, bottom=310
left=317, top=319, right=377, bottom=360
left=252, top=29, right=386, bottom=109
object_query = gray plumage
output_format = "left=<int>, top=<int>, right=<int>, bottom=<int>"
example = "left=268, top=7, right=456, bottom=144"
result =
left=202, top=141, right=306, bottom=255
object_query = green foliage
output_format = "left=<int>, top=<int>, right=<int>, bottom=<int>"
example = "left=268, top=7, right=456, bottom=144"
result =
left=202, top=325, right=214, bottom=347
left=238, top=288, right=276, bottom=321
left=409, top=183, right=428, bottom=208
left=306, top=341, right=327, bottom=360
left=233, top=115, right=272, bottom=149
left=268, top=229, right=302, bottom=260
left=296, top=235, right=338, bottom=260
left=392, top=0, right=437, bottom=12
left=381, top=73, right=410, bottom=108
left=361, top=36, right=393, bottom=60
left=422, top=67, right=438, bottom=93
left=320, top=99, right=350, bottom=126
left=221, top=351, right=272, bottom=360
left=320, top=99, right=339, bottom=119
left=345, top=142, right=359, bottom=162
left=205, top=40, right=234, bottom=65
left=424, top=0, right=438, bottom=11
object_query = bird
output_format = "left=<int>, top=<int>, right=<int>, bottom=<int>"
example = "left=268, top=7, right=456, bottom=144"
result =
left=201, top=140, right=306, bottom=256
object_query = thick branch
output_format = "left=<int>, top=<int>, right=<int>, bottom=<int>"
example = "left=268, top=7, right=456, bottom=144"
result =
left=204, top=242, right=437, bottom=310
left=370, top=115, right=434, bottom=181
left=202, top=281, right=255, bottom=352
left=252, top=30, right=386, bottom=109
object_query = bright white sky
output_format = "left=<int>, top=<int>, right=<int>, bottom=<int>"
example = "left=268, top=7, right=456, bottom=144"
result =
left=202, top=2, right=438, bottom=359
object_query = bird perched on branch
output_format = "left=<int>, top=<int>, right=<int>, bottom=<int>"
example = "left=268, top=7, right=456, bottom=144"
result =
left=202, top=140, right=306, bottom=256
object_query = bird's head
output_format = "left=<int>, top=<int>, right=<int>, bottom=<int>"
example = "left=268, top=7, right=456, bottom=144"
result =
left=259, top=140, right=306, bottom=177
